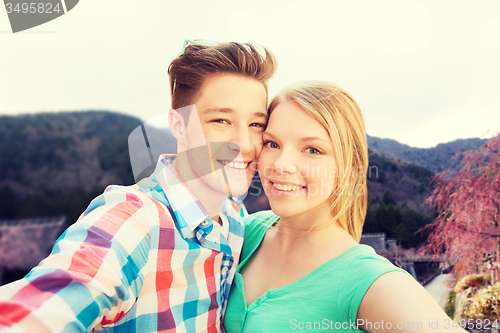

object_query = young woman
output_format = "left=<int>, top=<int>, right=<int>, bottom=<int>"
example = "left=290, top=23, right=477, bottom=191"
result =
left=223, top=82, right=466, bottom=332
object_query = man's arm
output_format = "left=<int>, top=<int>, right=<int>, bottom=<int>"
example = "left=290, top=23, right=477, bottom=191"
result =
left=0, top=188, right=153, bottom=332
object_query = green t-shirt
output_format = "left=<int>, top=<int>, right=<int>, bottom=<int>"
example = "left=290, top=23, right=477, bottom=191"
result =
left=223, top=211, right=410, bottom=333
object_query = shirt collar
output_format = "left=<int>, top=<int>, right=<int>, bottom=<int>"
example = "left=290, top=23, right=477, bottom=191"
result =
left=137, top=154, right=243, bottom=240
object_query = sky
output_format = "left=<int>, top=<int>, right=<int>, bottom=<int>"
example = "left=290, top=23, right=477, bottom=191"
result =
left=1, top=0, right=499, bottom=148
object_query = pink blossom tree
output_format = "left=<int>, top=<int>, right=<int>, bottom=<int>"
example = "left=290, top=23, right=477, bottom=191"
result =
left=424, top=134, right=500, bottom=283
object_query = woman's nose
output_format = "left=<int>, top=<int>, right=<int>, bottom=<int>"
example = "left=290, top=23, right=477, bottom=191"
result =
left=272, top=151, right=297, bottom=175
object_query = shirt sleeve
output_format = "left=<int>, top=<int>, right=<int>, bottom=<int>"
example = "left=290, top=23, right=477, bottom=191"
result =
left=337, top=251, right=411, bottom=329
left=0, top=187, right=154, bottom=333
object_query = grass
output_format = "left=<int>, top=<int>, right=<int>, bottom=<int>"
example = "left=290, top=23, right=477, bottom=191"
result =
left=445, top=291, right=456, bottom=318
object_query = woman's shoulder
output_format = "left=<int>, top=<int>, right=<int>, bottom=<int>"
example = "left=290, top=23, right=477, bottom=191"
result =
left=336, top=245, right=412, bottom=321
left=344, top=245, right=406, bottom=273
left=335, top=245, right=411, bottom=300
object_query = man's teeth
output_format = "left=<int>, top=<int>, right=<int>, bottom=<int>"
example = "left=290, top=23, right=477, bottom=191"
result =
left=272, top=182, right=303, bottom=191
left=219, top=161, right=248, bottom=169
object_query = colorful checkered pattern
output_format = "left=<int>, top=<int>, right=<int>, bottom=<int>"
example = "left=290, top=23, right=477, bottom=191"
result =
left=0, top=155, right=246, bottom=333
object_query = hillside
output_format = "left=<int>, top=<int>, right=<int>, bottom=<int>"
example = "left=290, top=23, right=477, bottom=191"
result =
left=366, top=150, right=434, bottom=212
left=0, top=111, right=480, bottom=243
left=0, top=111, right=144, bottom=224
left=0, top=111, right=140, bottom=194
left=367, top=134, right=487, bottom=173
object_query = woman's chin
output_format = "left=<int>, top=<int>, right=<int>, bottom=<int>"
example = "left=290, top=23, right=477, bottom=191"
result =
left=268, top=202, right=298, bottom=218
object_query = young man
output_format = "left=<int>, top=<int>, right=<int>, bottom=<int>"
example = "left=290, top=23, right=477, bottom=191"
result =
left=0, top=42, right=276, bottom=332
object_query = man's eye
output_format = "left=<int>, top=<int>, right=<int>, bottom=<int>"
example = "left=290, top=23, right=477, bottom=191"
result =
left=250, top=123, right=266, bottom=128
left=305, top=147, right=322, bottom=154
left=212, top=119, right=229, bottom=124
left=263, top=141, right=279, bottom=149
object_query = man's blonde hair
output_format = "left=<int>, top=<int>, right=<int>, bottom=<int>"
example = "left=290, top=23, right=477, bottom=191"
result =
left=268, top=82, right=368, bottom=242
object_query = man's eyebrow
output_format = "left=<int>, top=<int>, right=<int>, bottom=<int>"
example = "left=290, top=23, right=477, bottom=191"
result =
left=204, top=108, right=235, bottom=115
left=203, top=108, right=268, bottom=119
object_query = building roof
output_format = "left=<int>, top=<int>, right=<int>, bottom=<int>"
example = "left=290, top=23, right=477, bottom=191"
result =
left=0, top=216, right=66, bottom=270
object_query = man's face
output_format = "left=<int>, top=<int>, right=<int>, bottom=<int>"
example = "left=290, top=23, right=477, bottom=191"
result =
left=184, top=73, right=268, bottom=197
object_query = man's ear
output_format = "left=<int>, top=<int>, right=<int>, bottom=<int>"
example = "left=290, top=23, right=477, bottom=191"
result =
left=168, top=109, right=187, bottom=145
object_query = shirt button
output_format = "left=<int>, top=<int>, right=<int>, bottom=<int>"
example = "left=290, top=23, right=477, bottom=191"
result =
left=221, top=267, right=228, bottom=274
left=201, top=220, right=209, bottom=226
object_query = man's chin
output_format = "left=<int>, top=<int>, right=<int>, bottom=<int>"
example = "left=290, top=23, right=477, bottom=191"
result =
left=225, top=183, right=250, bottom=198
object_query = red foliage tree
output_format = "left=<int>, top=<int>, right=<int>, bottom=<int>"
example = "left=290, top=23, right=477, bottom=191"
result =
left=424, top=134, right=500, bottom=283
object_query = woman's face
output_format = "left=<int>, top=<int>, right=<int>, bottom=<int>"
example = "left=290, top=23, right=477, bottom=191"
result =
left=258, top=101, right=338, bottom=218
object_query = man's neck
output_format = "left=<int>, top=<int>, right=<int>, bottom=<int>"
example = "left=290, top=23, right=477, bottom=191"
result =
left=212, top=215, right=222, bottom=225
left=172, top=157, right=227, bottom=223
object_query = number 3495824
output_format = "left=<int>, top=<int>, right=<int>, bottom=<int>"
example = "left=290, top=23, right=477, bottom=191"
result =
left=5, top=3, right=62, bottom=14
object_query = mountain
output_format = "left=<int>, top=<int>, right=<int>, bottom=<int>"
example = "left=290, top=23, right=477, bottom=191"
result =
left=0, top=111, right=175, bottom=224
left=0, top=111, right=177, bottom=195
left=0, top=111, right=485, bottom=229
left=366, top=135, right=487, bottom=173
left=366, top=150, right=434, bottom=212
left=0, top=111, right=140, bottom=194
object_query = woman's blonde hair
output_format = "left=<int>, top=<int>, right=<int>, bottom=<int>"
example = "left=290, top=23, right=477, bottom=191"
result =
left=268, top=82, right=368, bottom=242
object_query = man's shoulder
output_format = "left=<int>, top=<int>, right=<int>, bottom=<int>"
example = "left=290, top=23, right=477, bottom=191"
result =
left=84, top=185, right=148, bottom=214
left=79, top=184, right=174, bottom=229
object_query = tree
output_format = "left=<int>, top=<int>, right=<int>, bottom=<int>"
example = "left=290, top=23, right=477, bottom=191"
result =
left=0, top=225, right=42, bottom=270
left=424, top=134, right=500, bottom=283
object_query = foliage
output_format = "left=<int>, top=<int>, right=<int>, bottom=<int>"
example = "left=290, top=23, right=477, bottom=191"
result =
left=0, top=184, right=102, bottom=227
left=445, top=291, right=456, bottom=319
left=366, top=150, right=435, bottom=216
left=83, top=112, right=140, bottom=184
left=456, top=282, right=500, bottom=321
left=453, top=273, right=495, bottom=322
left=407, top=163, right=434, bottom=184
left=424, top=134, right=500, bottom=284
left=0, top=186, right=20, bottom=219
left=454, top=273, right=491, bottom=293
left=363, top=198, right=433, bottom=248
left=0, top=111, right=139, bottom=189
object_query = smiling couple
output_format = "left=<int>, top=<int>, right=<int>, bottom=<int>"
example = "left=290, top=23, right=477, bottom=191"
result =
left=0, top=41, right=465, bottom=333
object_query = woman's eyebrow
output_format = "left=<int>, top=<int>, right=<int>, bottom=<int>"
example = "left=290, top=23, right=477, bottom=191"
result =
left=298, top=136, right=331, bottom=144
left=263, top=131, right=278, bottom=139
left=264, top=131, right=329, bottom=144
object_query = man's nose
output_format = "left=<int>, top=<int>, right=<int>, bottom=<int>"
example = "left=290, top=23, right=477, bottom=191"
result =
left=229, top=126, right=255, bottom=155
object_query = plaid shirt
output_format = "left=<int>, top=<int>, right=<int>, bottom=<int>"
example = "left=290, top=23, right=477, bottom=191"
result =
left=0, top=155, right=246, bottom=333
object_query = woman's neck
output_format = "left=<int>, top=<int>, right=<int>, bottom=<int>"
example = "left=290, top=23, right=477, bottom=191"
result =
left=270, top=204, right=356, bottom=253
left=276, top=200, right=337, bottom=233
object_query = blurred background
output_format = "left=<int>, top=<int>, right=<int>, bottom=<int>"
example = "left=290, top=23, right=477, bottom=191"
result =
left=1, top=0, right=500, bottom=322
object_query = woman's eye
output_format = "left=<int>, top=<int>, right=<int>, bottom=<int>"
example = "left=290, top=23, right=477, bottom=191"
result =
left=250, top=122, right=265, bottom=128
left=263, top=141, right=279, bottom=149
left=305, top=147, right=321, bottom=154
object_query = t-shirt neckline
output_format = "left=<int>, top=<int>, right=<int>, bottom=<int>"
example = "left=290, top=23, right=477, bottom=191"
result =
left=237, top=213, right=365, bottom=309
